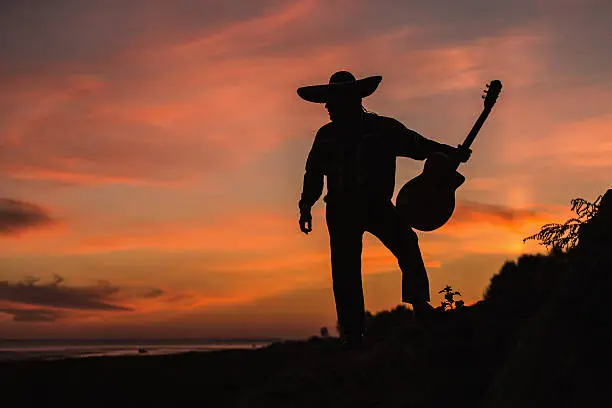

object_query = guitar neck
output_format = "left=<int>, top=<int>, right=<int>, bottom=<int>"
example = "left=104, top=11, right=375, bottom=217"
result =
left=461, top=107, right=492, bottom=151
left=453, top=79, right=501, bottom=168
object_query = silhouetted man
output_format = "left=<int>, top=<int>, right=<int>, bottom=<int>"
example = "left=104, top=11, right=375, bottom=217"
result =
left=297, top=71, right=470, bottom=348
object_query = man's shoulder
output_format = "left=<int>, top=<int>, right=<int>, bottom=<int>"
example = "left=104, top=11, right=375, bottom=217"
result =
left=317, top=121, right=335, bottom=132
left=366, top=113, right=406, bottom=131
left=315, top=121, right=335, bottom=139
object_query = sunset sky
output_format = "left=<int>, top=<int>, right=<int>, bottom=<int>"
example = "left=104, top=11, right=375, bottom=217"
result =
left=1, top=0, right=611, bottom=339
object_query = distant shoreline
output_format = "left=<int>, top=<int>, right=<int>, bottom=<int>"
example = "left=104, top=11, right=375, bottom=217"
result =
left=0, top=337, right=284, bottom=345
left=0, top=338, right=284, bottom=362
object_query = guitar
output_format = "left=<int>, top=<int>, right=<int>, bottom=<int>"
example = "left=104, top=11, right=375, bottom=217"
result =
left=396, top=80, right=502, bottom=231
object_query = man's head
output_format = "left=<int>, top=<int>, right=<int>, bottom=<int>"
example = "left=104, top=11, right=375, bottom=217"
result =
left=297, top=71, right=382, bottom=122
left=325, top=95, right=364, bottom=122
left=323, top=71, right=363, bottom=122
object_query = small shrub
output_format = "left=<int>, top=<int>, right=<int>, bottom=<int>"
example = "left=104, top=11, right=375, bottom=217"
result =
left=523, top=195, right=603, bottom=251
left=439, top=285, right=462, bottom=310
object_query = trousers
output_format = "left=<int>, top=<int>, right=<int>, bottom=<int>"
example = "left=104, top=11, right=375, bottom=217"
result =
left=325, top=199, right=430, bottom=337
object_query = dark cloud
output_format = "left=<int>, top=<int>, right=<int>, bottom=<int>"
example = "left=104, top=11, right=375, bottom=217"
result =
left=540, top=1, right=612, bottom=83
left=0, top=0, right=294, bottom=68
left=143, top=288, right=166, bottom=299
left=0, top=308, right=62, bottom=323
left=1, top=0, right=609, bottom=81
left=0, top=198, right=54, bottom=235
left=0, top=275, right=133, bottom=311
left=363, top=0, right=541, bottom=41
left=0, top=0, right=544, bottom=70
left=453, top=200, right=543, bottom=223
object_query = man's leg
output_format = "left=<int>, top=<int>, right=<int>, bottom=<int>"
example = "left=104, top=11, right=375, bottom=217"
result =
left=326, top=206, right=366, bottom=341
left=365, top=202, right=431, bottom=304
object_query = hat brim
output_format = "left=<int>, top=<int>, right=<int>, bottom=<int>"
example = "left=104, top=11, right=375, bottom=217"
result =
left=297, top=76, right=382, bottom=103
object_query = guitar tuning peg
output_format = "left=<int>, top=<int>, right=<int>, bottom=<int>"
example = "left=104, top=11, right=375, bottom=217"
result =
left=486, top=84, right=490, bottom=88
left=481, top=95, right=485, bottom=99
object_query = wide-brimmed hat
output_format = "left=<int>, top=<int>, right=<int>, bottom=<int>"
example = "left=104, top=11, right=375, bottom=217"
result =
left=297, top=71, right=382, bottom=103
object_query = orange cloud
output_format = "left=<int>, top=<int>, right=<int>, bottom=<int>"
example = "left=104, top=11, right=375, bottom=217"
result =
left=418, top=200, right=571, bottom=258
left=450, top=200, right=551, bottom=230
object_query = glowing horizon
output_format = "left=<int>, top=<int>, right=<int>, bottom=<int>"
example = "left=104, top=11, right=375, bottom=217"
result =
left=1, top=0, right=611, bottom=338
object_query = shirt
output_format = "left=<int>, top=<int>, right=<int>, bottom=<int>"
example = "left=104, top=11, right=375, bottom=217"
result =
left=299, top=112, right=456, bottom=210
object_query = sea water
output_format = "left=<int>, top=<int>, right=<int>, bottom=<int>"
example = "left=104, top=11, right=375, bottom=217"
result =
left=0, top=339, right=274, bottom=361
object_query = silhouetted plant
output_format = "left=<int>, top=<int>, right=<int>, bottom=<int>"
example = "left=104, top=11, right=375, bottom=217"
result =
left=319, top=327, right=330, bottom=338
left=439, top=285, right=462, bottom=310
left=523, top=194, right=603, bottom=251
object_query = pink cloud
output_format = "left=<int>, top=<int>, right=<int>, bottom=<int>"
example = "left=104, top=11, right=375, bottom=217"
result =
left=503, top=114, right=612, bottom=169
left=0, top=0, right=552, bottom=188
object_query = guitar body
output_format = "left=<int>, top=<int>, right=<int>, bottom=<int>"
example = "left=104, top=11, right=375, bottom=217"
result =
left=396, top=152, right=465, bottom=231
left=396, top=79, right=502, bottom=232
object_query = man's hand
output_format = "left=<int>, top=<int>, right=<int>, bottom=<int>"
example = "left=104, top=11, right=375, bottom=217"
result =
left=299, top=210, right=312, bottom=234
left=456, top=144, right=472, bottom=163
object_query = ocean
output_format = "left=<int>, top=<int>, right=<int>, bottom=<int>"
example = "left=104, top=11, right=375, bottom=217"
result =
left=0, top=339, right=276, bottom=362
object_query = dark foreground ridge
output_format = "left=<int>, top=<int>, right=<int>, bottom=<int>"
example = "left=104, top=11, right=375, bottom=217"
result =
left=1, top=190, right=610, bottom=408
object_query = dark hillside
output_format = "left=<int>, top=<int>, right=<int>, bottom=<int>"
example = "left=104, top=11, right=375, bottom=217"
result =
left=1, top=190, right=609, bottom=408
left=483, top=189, right=611, bottom=407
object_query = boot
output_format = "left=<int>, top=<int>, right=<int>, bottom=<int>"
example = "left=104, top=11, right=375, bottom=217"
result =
left=411, top=301, right=441, bottom=322
left=339, top=334, right=365, bottom=351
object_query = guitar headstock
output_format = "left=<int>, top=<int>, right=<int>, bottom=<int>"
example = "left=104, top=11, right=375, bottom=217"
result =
left=482, top=79, right=502, bottom=109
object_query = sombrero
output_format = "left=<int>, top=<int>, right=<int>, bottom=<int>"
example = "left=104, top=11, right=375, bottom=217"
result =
left=297, top=71, right=382, bottom=103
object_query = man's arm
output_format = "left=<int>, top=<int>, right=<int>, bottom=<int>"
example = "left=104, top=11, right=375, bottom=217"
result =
left=298, top=128, right=327, bottom=234
left=391, top=118, right=470, bottom=161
